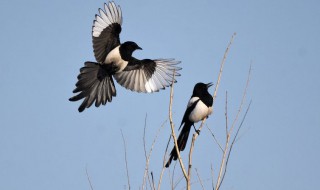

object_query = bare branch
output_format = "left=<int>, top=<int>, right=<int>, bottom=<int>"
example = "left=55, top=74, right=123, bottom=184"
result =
left=218, top=100, right=252, bottom=190
left=213, top=32, right=236, bottom=102
left=225, top=91, right=229, bottom=136
left=229, top=64, right=252, bottom=135
left=195, top=168, right=205, bottom=190
left=205, top=124, right=223, bottom=152
left=168, top=71, right=188, bottom=180
left=187, top=32, right=237, bottom=148
left=211, top=164, right=215, bottom=190
left=215, top=93, right=230, bottom=190
left=151, top=172, right=156, bottom=190
left=120, top=129, right=131, bottom=190
left=143, top=115, right=167, bottom=190
left=157, top=135, right=171, bottom=190
left=85, top=166, right=94, bottom=190
left=216, top=64, right=252, bottom=190
left=142, top=114, right=153, bottom=190
left=187, top=134, right=197, bottom=190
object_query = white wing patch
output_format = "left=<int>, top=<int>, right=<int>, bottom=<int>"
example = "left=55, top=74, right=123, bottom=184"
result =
left=114, top=59, right=181, bottom=93
left=144, top=59, right=181, bottom=93
left=92, top=2, right=122, bottom=37
left=187, top=97, right=200, bottom=108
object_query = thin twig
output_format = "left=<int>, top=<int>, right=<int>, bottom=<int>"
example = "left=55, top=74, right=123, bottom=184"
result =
left=168, top=71, right=188, bottom=180
left=142, top=114, right=153, bottom=190
left=143, top=116, right=167, bottom=190
left=85, top=166, right=94, bottom=190
left=225, top=91, right=229, bottom=136
left=211, top=164, right=215, bottom=190
left=215, top=92, right=230, bottom=190
left=228, top=64, right=251, bottom=135
left=218, top=100, right=252, bottom=190
left=120, top=129, right=131, bottom=190
left=213, top=33, right=236, bottom=102
left=195, top=168, right=205, bottom=190
left=205, top=124, right=224, bottom=152
left=215, top=64, right=251, bottom=190
left=151, top=172, right=156, bottom=190
left=187, top=134, right=197, bottom=190
left=157, top=135, right=171, bottom=190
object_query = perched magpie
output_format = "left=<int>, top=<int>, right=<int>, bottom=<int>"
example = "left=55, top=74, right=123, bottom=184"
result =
left=69, top=1, right=181, bottom=112
left=165, top=82, right=213, bottom=168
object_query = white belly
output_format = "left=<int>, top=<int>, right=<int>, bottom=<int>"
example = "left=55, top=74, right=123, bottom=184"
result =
left=105, top=46, right=128, bottom=73
left=189, top=100, right=212, bottom=123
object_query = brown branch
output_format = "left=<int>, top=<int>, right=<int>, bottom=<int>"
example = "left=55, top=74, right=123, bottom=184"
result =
left=120, top=129, right=131, bottom=190
left=187, top=134, right=197, bottom=190
left=168, top=71, right=188, bottom=180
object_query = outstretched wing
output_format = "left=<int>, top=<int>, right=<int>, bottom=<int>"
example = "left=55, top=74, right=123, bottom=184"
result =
left=113, top=59, right=181, bottom=93
left=92, top=2, right=122, bottom=63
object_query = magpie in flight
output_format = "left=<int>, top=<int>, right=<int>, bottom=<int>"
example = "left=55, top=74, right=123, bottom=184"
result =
left=165, top=82, right=213, bottom=168
left=69, top=1, right=181, bottom=112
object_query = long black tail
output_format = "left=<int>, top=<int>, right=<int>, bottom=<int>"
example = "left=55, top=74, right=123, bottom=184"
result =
left=69, top=61, right=116, bottom=112
left=165, top=121, right=193, bottom=168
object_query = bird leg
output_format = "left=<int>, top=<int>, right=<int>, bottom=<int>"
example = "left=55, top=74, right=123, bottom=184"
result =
left=192, top=125, right=200, bottom=135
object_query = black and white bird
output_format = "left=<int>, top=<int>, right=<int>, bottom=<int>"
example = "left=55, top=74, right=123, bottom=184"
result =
left=165, top=82, right=213, bottom=168
left=69, top=1, right=181, bottom=112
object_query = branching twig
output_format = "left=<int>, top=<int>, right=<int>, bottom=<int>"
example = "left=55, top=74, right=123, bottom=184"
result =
left=120, top=129, right=131, bottom=190
left=215, top=92, right=230, bottom=190
left=218, top=100, right=252, bottom=190
left=143, top=115, right=167, bottom=190
left=215, top=64, right=252, bottom=190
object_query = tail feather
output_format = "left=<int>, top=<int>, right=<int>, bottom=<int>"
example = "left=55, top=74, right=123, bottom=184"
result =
left=69, top=61, right=116, bottom=112
left=165, top=121, right=193, bottom=168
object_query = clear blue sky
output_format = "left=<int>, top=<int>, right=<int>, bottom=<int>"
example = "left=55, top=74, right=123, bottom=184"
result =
left=0, top=0, right=319, bottom=189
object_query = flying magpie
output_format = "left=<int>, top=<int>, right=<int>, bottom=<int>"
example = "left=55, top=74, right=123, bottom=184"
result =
left=165, top=82, right=213, bottom=168
left=69, top=1, right=181, bottom=112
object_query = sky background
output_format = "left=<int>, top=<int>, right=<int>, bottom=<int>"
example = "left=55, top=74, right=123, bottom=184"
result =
left=1, top=0, right=319, bottom=189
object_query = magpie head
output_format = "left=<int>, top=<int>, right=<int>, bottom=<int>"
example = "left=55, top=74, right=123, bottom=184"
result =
left=193, top=82, right=213, bottom=96
left=122, top=41, right=142, bottom=51
left=120, top=41, right=142, bottom=61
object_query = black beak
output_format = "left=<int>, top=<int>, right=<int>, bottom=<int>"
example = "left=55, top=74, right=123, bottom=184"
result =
left=206, top=82, right=213, bottom=88
left=137, top=46, right=142, bottom=50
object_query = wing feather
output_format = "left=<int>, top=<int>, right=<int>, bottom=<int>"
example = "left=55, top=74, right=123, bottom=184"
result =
left=114, top=59, right=181, bottom=93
